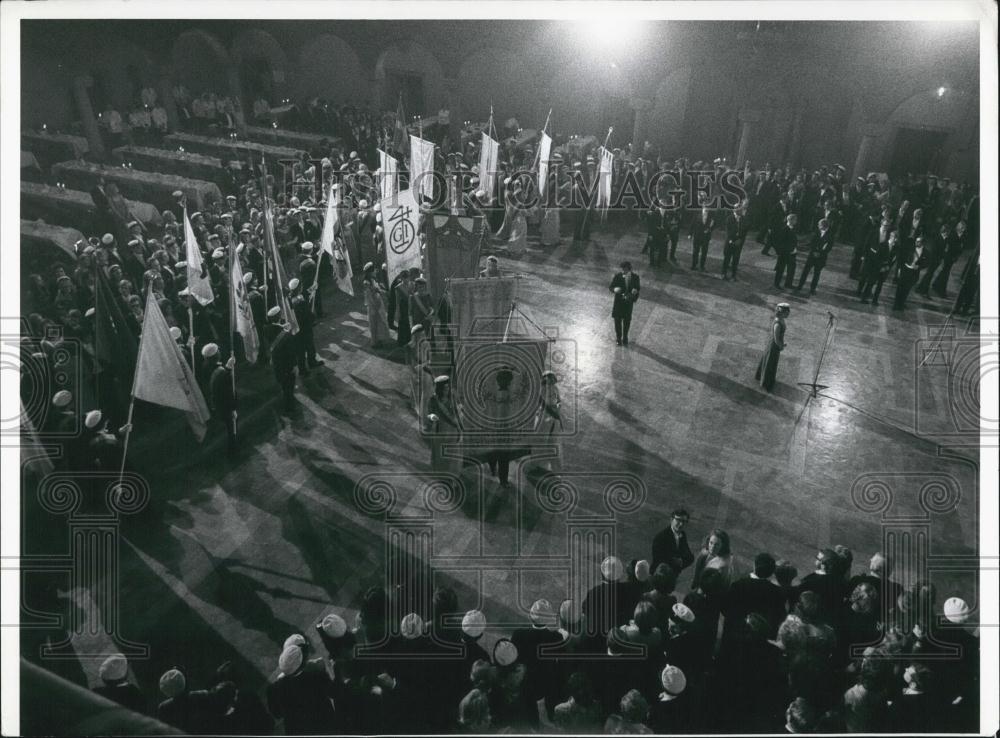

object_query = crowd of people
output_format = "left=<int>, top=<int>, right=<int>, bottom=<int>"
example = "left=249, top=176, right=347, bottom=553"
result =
left=89, top=512, right=980, bottom=734
left=20, top=88, right=982, bottom=734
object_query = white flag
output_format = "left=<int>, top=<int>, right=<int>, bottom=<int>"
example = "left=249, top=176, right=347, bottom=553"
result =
left=479, top=132, right=500, bottom=202
left=597, top=146, right=614, bottom=209
left=230, top=255, right=259, bottom=363
left=379, top=149, right=399, bottom=201
left=409, top=135, right=436, bottom=202
left=132, top=287, right=211, bottom=440
left=380, top=187, right=423, bottom=281
left=320, top=185, right=354, bottom=297
left=538, top=132, right=552, bottom=201
left=183, top=208, right=214, bottom=306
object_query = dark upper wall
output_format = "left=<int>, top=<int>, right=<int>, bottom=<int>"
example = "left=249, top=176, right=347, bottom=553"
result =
left=19, top=20, right=980, bottom=179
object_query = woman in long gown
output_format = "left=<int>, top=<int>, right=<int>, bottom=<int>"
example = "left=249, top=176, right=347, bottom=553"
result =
left=755, top=302, right=789, bottom=392
left=540, top=176, right=570, bottom=247
left=361, top=262, right=392, bottom=347
left=534, top=369, right=563, bottom=472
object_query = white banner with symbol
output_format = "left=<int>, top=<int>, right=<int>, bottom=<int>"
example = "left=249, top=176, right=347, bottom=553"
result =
left=381, top=187, right=423, bottom=281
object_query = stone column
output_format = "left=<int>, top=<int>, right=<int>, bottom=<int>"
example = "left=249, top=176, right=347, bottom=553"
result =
left=852, top=125, right=883, bottom=180
left=735, top=109, right=762, bottom=169
left=71, top=74, right=106, bottom=160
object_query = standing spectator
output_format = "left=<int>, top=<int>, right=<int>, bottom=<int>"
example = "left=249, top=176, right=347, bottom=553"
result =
left=93, top=653, right=145, bottom=714
left=650, top=509, right=694, bottom=575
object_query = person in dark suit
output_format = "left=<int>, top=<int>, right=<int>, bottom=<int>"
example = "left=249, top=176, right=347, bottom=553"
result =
left=651, top=509, right=694, bottom=575
left=722, top=203, right=750, bottom=280
left=609, top=261, right=640, bottom=346
left=795, top=218, right=834, bottom=294
left=723, top=553, right=785, bottom=640
left=203, top=343, right=237, bottom=459
left=689, top=207, right=715, bottom=271
left=795, top=548, right=844, bottom=620
left=664, top=207, right=682, bottom=263
left=761, top=196, right=791, bottom=254
left=859, top=227, right=897, bottom=306
left=953, top=246, right=979, bottom=316
left=582, top=556, right=633, bottom=642
left=644, top=205, right=669, bottom=267
left=771, top=213, right=799, bottom=288
left=893, top=235, right=930, bottom=311
left=917, top=223, right=954, bottom=298
left=510, top=599, right=563, bottom=720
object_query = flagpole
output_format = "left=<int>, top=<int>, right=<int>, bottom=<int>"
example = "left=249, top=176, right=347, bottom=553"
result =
left=228, top=232, right=238, bottom=441
left=310, top=250, right=324, bottom=313
left=188, top=308, right=196, bottom=370
left=531, top=109, right=553, bottom=173
left=117, top=285, right=152, bottom=494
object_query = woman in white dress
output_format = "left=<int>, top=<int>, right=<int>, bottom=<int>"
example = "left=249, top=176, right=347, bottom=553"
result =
left=534, top=369, right=563, bottom=472
left=361, top=262, right=392, bottom=347
left=499, top=179, right=528, bottom=255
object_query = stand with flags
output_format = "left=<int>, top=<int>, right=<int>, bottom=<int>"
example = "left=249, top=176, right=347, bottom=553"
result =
left=320, top=183, right=354, bottom=298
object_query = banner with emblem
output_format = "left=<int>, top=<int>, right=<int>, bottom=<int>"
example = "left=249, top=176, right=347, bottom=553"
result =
left=380, top=187, right=423, bottom=281
left=320, top=185, right=354, bottom=297
left=597, top=146, right=614, bottom=210
left=478, top=132, right=500, bottom=202
left=378, top=149, right=399, bottom=201
left=409, top=135, right=436, bottom=202
left=444, top=276, right=518, bottom=340
left=183, top=207, right=214, bottom=306
left=425, top=213, right=486, bottom=304
left=538, top=132, right=552, bottom=200
left=229, top=251, right=260, bottom=363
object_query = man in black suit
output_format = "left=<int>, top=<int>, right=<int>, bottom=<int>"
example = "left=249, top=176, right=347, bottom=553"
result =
left=761, top=196, right=791, bottom=255
left=795, top=548, right=844, bottom=619
left=510, top=599, right=563, bottom=721
left=651, top=509, right=694, bottom=575
left=664, top=207, right=682, bottom=263
left=893, top=235, right=930, bottom=311
left=609, top=261, right=640, bottom=346
left=722, top=203, right=750, bottom=281
left=689, top=206, right=715, bottom=271
left=771, top=213, right=799, bottom=289
left=723, top=553, right=785, bottom=640
left=644, top=205, right=669, bottom=267
left=582, top=556, right=632, bottom=641
left=859, top=226, right=897, bottom=306
left=795, top=218, right=834, bottom=294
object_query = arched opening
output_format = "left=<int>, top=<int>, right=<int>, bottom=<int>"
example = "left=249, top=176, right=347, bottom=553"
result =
left=295, top=34, right=366, bottom=103
left=231, top=29, right=289, bottom=110
left=171, top=29, right=233, bottom=96
left=374, top=40, right=445, bottom=116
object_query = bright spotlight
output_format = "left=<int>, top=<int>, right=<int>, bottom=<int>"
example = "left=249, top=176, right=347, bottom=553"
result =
left=578, top=18, right=645, bottom=48
left=937, top=86, right=946, bottom=97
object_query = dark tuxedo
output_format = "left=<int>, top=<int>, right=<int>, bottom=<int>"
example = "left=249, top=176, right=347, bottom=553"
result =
left=894, top=243, right=929, bottom=309
left=771, top=223, right=798, bottom=288
left=651, top=526, right=694, bottom=574
left=796, top=227, right=834, bottom=293
left=609, top=271, right=640, bottom=345
left=859, top=233, right=895, bottom=304
left=690, top=211, right=715, bottom=270
left=723, top=575, right=786, bottom=639
left=722, top=211, right=750, bottom=278
left=645, top=208, right=669, bottom=266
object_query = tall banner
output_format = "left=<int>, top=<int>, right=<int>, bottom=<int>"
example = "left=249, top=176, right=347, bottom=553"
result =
left=320, top=185, right=354, bottom=296
left=183, top=208, right=214, bottom=306
left=409, top=135, right=436, bottom=202
left=132, top=287, right=211, bottom=440
left=597, top=146, right=614, bottom=210
left=378, top=149, right=399, bottom=201
left=479, top=132, right=500, bottom=202
left=381, top=187, right=423, bottom=281
left=445, top=276, right=519, bottom=339
left=425, top=214, right=486, bottom=304
left=230, top=253, right=260, bottom=363
left=538, top=132, right=552, bottom=200
left=262, top=197, right=300, bottom=335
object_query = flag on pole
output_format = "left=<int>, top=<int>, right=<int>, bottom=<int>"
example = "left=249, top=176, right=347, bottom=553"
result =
left=597, top=146, right=614, bottom=210
left=479, top=132, right=500, bottom=202
left=379, top=149, right=399, bottom=201
left=94, top=263, right=138, bottom=380
left=391, top=94, right=407, bottom=156
left=132, top=286, right=211, bottom=441
left=183, top=208, right=214, bottom=306
left=259, top=158, right=300, bottom=335
left=538, top=131, right=553, bottom=200
left=381, top=187, right=423, bottom=281
left=320, top=184, right=354, bottom=296
left=410, top=134, right=436, bottom=202
left=230, top=252, right=260, bottom=363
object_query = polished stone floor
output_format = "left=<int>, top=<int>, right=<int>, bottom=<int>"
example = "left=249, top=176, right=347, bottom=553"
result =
left=23, top=218, right=982, bottom=701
